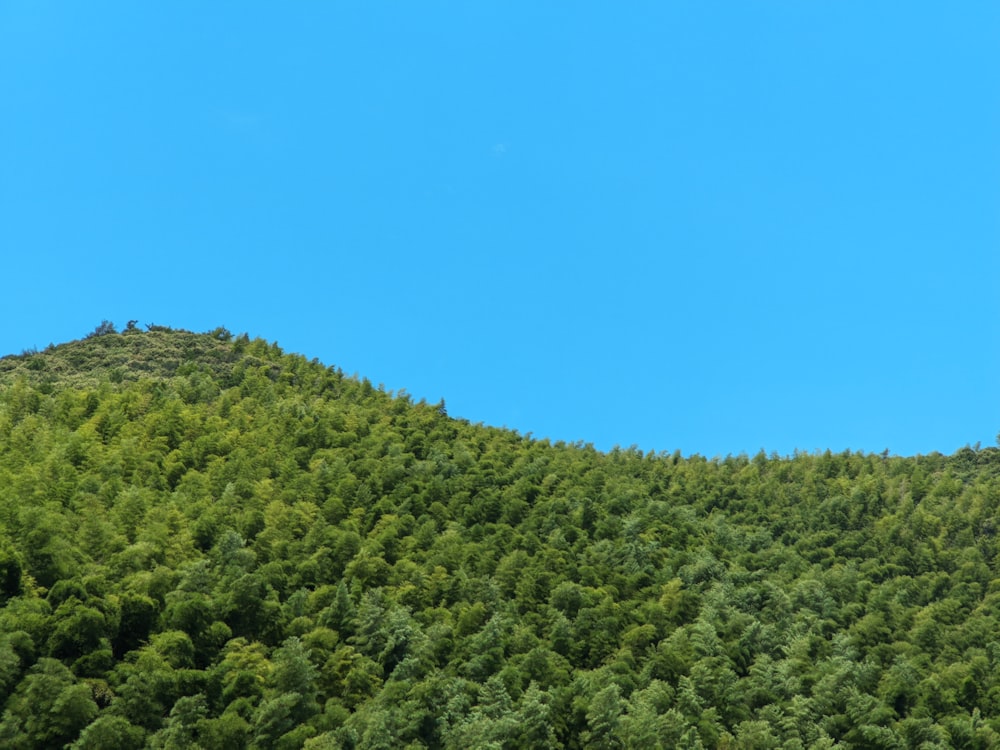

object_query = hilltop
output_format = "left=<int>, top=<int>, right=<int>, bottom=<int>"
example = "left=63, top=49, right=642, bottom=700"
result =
left=0, top=326, right=998, bottom=748
left=1, top=325, right=247, bottom=387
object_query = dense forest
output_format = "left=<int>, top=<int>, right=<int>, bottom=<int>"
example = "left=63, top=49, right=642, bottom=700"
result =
left=0, top=325, right=999, bottom=748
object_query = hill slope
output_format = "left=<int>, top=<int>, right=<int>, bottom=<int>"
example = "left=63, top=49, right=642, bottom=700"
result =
left=0, top=327, right=999, bottom=748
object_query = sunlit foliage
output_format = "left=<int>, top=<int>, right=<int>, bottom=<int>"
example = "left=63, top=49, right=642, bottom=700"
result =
left=0, top=327, right=998, bottom=747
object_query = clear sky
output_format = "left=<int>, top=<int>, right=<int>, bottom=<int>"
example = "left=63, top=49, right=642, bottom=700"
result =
left=2, top=3, right=998, bottom=458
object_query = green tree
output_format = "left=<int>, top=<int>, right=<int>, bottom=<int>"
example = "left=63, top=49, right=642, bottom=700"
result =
left=0, top=658, right=98, bottom=748
left=147, top=693, right=209, bottom=749
left=71, top=715, right=146, bottom=750
left=516, top=683, right=559, bottom=749
left=582, top=684, right=625, bottom=750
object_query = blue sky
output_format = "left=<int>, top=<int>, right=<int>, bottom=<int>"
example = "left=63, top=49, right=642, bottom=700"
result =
left=2, top=3, right=998, bottom=458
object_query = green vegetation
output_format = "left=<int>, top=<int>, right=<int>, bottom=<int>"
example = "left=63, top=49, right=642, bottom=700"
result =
left=1, top=326, right=999, bottom=748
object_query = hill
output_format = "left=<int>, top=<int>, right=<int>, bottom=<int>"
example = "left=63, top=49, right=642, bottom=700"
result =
left=0, top=325, right=999, bottom=748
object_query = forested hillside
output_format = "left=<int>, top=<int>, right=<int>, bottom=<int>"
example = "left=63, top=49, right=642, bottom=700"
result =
left=1, top=326, right=999, bottom=748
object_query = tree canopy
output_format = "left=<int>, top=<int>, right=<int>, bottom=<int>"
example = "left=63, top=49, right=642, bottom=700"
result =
left=0, top=326, right=999, bottom=747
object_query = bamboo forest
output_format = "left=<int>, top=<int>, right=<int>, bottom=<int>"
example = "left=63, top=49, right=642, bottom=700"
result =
left=0, top=325, right=998, bottom=749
